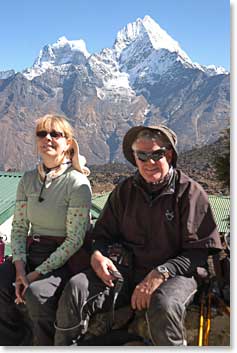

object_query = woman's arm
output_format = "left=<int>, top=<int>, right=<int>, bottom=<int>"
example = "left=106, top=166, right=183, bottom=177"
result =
left=10, top=175, right=31, bottom=301
left=11, top=201, right=29, bottom=263
left=11, top=176, right=30, bottom=264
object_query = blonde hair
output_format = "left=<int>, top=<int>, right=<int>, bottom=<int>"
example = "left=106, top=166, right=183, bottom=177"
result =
left=35, top=114, right=90, bottom=176
left=35, top=114, right=74, bottom=139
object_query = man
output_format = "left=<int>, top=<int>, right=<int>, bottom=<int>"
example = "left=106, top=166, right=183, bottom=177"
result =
left=55, top=125, right=222, bottom=346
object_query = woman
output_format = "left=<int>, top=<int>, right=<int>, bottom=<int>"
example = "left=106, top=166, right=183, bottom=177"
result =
left=0, top=114, right=92, bottom=345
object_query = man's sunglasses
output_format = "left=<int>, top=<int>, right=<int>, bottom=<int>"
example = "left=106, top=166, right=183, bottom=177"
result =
left=133, top=147, right=167, bottom=162
left=36, top=130, right=64, bottom=139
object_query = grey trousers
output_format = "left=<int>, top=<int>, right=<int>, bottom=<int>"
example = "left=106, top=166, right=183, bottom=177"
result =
left=54, top=268, right=197, bottom=346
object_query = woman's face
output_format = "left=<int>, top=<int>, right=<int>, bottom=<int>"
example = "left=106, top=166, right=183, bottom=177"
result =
left=36, top=124, right=71, bottom=164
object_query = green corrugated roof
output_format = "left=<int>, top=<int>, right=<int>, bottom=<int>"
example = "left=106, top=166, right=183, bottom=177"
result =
left=0, top=172, right=230, bottom=234
left=91, top=193, right=110, bottom=219
left=90, top=192, right=230, bottom=233
left=0, top=172, right=23, bottom=224
left=208, top=195, right=230, bottom=233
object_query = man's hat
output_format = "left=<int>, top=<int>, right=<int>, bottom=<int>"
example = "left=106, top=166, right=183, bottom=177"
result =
left=122, top=125, right=178, bottom=167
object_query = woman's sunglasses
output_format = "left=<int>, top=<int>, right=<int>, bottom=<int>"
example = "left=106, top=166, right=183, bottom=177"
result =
left=36, top=130, right=64, bottom=139
left=133, top=147, right=167, bottom=162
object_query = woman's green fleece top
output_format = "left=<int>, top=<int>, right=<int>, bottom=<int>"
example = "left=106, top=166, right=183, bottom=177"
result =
left=11, top=167, right=92, bottom=275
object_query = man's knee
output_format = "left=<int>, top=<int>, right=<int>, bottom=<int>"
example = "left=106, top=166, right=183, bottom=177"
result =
left=69, top=272, right=88, bottom=291
left=146, top=286, right=191, bottom=345
left=66, top=273, right=88, bottom=298
left=149, top=292, right=182, bottom=320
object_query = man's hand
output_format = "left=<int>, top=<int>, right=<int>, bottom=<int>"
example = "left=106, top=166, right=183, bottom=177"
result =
left=131, top=269, right=165, bottom=310
left=91, top=250, right=118, bottom=287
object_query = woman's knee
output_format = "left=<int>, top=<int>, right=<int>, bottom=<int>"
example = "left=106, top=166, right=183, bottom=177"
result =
left=25, top=277, right=61, bottom=315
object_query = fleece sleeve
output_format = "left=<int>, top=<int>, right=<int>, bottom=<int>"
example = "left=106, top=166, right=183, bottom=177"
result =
left=11, top=176, right=30, bottom=263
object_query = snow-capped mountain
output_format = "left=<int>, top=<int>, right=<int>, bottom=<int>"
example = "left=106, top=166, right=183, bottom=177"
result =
left=0, top=69, right=15, bottom=80
left=88, top=48, right=135, bottom=98
left=21, top=15, right=228, bottom=82
left=22, top=36, right=90, bottom=80
left=113, top=15, right=228, bottom=86
left=34, top=36, right=90, bottom=66
left=0, top=16, right=230, bottom=171
left=114, top=15, right=193, bottom=67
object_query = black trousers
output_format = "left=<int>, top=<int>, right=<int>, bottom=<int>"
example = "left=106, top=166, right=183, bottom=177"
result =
left=0, top=241, right=71, bottom=346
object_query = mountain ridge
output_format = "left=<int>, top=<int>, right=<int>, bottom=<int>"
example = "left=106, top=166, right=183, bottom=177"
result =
left=0, top=15, right=230, bottom=171
left=1, top=16, right=228, bottom=80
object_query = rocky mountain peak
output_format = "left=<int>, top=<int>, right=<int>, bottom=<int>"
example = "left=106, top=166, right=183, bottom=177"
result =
left=0, top=16, right=230, bottom=171
left=34, top=36, right=90, bottom=66
left=22, top=36, right=90, bottom=80
left=0, top=69, right=15, bottom=79
left=114, top=15, right=191, bottom=63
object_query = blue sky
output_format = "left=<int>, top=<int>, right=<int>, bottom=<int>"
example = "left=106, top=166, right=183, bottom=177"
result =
left=0, top=0, right=230, bottom=72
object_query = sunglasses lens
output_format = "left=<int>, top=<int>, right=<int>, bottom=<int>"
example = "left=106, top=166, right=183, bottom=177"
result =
left=135, top=148, right=166, bottom=162
left=152, top=150, right=166, bottom=161
left=36, top=130, right=64, bottom=138
left=50, top=131, right=63, bottom=138
left=36, top=131, right=47, bottom=138
left=136, top=152, right=149, bottom=162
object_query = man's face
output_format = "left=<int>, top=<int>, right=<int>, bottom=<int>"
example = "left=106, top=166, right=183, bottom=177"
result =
left=133, top=139, right=173, bottom=183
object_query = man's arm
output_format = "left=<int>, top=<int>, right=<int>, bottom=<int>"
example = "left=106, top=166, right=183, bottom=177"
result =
left=161, top=248, right=209, bottom=277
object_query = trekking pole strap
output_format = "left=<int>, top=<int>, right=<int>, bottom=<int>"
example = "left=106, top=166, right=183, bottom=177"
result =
left=106, top=270, right=124, bottom=332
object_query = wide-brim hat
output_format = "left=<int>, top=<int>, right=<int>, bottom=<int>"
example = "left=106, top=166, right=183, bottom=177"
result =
left=122, top=125, right=178, bottom=167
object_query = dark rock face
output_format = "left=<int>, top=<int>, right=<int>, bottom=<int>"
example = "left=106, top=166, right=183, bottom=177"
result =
left=0, top=16, right=230, bottom=171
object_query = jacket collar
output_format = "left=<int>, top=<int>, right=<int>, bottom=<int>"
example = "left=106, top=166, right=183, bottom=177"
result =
left=133, top=167, right=176, bottom=197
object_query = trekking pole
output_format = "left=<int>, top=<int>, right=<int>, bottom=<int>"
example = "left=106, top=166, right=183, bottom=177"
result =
left=198, top=290, right=205, bottom=346
left=203, top=291, right=212, bottom=345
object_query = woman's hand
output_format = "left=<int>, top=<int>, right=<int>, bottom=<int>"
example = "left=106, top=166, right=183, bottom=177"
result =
left=131, top=269, right=165, bottom=310
left=14, top=260, right=27, bottom=304
left=15, top=275, right=28, bottom=304
left=14, top=260, right=41, bottom=304
left=90, top=250, right=118, bottom=287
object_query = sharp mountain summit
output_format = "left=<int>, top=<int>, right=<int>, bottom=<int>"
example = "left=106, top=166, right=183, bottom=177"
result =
left=0, top=16, right=229, bottom=171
